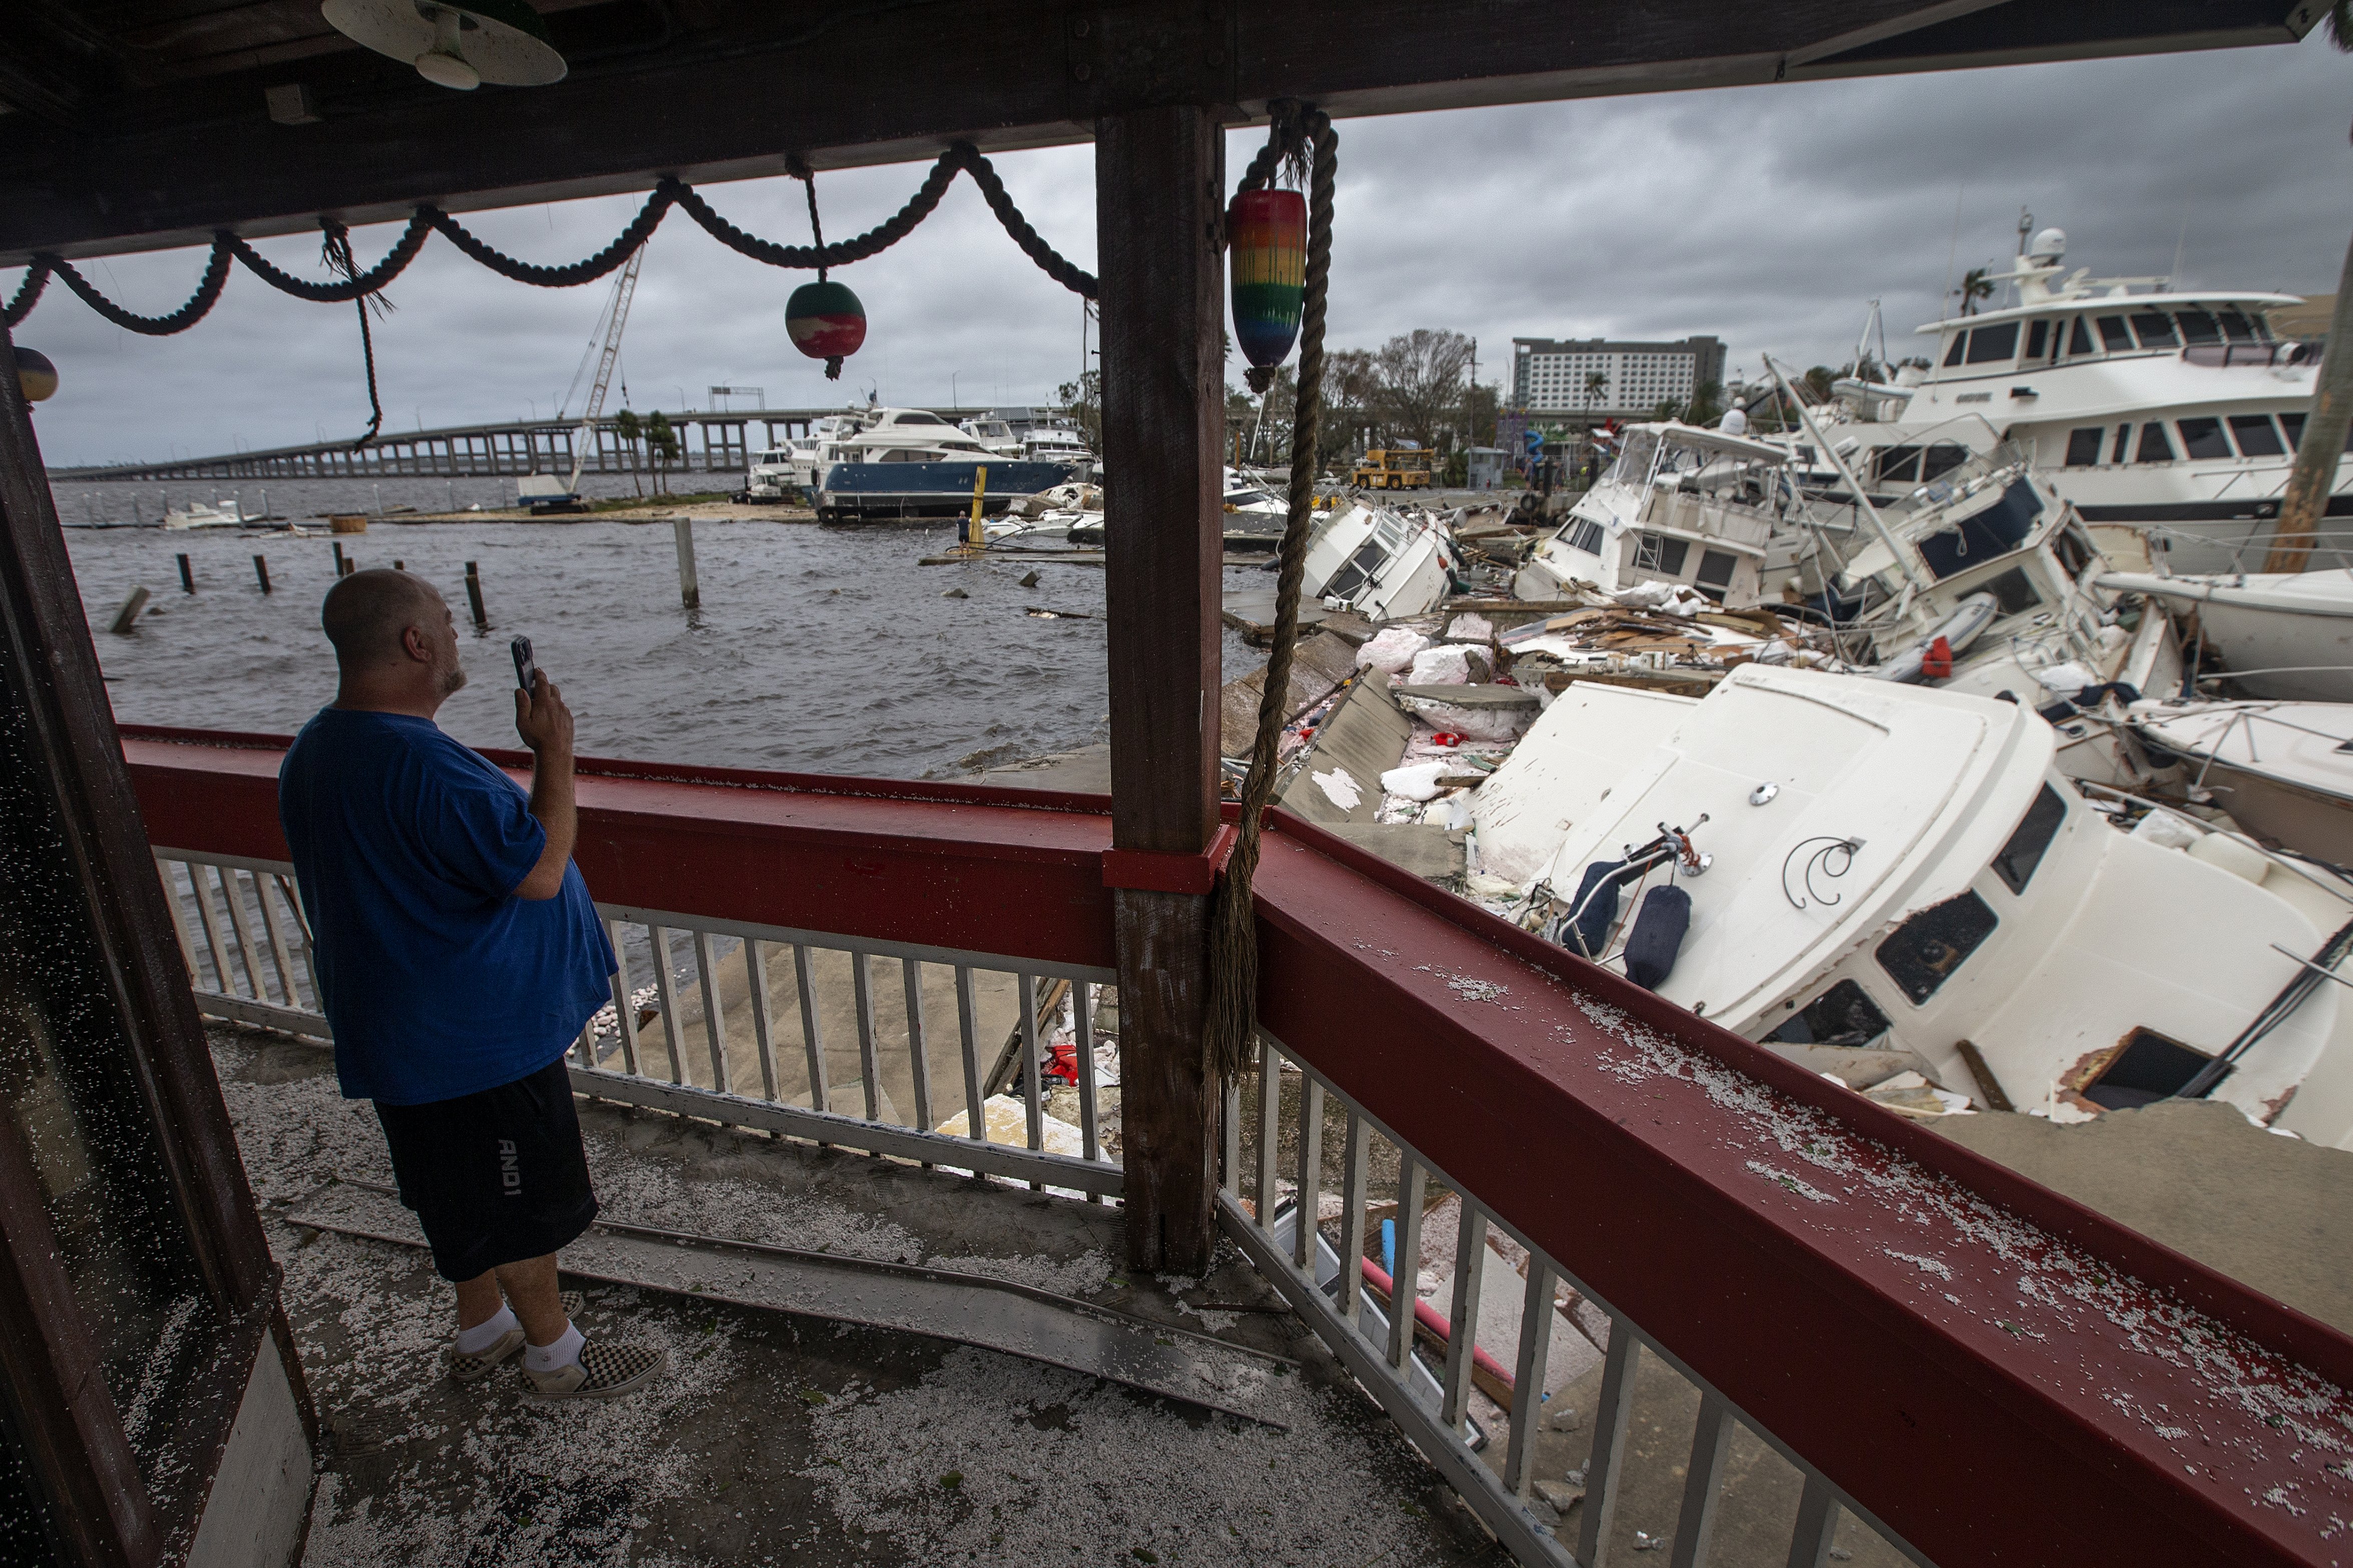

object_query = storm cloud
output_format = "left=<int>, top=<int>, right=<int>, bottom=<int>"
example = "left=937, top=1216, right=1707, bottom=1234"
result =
left=19, top=28, right=2353, bottom=467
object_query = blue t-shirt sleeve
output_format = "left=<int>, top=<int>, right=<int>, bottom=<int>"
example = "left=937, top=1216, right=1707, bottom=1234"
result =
left=424, top=772, right=548, bottom=898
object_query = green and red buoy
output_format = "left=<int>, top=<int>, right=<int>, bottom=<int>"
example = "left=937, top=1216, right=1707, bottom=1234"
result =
left=787, top=280, right=865, bottom=381
left=15, top=346, right=57, bottom=403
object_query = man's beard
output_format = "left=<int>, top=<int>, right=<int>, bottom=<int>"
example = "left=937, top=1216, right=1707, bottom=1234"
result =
left=437, top=659, right=468, bottom=697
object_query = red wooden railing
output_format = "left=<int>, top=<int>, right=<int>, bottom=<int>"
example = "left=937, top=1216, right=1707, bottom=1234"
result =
left=122, top=724, right=2353, bottom=1568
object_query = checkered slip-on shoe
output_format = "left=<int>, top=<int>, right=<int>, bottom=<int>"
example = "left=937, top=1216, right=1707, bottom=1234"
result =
left=519, top=1340, right=667, bottom=1399
left=443, top=1293, right=589, bottom=1384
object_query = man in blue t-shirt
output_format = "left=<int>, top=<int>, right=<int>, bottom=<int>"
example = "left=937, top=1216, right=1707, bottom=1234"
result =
left=280, top=570, right=661, bottom=1399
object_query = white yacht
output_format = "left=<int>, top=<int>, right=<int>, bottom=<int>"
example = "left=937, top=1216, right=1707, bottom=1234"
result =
left=1511, top=422, right=1793, bottom=607
left=958, top=414, right=1026, bottom=457
left=1468, top=665, right=2353, bottom=1145
left=1302, top=500, right=1456, bottom=621
left=1022, top=421, right=1094, bottom=468
left=1827, top=227, right=2334, bottom=574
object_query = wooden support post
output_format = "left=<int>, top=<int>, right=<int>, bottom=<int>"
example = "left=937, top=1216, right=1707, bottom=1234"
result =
left=330, top=540, right=345, bottom=576
left=464, top=560, right=489, bottom=630
left=1097, top=105, right=1224, bottom=1273
left=108, top=586, right=150, bottom=634
left=673, top=516, right=700, bottom=610
left=175, top=552, right=194, bottom=594
left=252, top=554, right=270, bottom=594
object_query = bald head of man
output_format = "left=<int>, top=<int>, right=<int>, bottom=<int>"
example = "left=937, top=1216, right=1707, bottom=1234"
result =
left=323, top=569, right=467, bottom=708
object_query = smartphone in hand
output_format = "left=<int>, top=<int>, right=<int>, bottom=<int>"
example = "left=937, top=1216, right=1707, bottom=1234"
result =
left=511, top=635, right=537, bottom=691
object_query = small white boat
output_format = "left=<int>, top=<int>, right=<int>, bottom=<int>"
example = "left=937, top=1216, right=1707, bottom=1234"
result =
left=1467, top=664, right=2353, bottom=1145
left=2097, top=568, right=2353, bottom=703
left=1303, top=501, right=1455, bottom=621
left=1513, top=421, right=1790, bottom=607
left=2129, top=698, right=2353, bottom=866
left=158, top=499, right=247, bottom=530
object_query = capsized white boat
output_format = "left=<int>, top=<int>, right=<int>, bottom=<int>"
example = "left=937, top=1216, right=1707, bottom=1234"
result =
left=2098, top=568, right=2353, bottom=703
left=158, top=499, right=248, bottom=530
left=2128, top=698, right=2353, bottom=867
left=1467, top=664, right=2353, bottom=1145
left=1303, top=501, right=1457, bottom=622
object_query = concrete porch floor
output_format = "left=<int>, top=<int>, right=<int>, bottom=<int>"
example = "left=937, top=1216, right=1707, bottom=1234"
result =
left=212, top=1025, right=1512, bottom=1567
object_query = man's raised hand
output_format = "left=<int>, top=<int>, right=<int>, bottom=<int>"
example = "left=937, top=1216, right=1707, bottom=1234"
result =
left=514, top=670, right=575, bottom=759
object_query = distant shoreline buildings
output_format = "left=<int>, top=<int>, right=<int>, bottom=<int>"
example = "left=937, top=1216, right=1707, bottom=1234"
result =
left=1509, top=335, right=1727, bottom=420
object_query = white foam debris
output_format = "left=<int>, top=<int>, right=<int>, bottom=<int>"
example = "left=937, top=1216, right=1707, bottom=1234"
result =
left=801, top=1346, right=1453, bottom=1565
left=1568, top=995, right=2353, bottom=1522
left=1885, top=1251, right=1955, bottom=1281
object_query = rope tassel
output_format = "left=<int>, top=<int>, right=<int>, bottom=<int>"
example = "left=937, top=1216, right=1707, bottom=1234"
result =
left=320, top=218, right=390, bottom=450
left=1204, top=103, right=1337, bottom=1086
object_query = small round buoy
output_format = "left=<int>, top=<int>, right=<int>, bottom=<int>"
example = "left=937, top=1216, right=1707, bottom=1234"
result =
left=787, top=280, right=866, bottom=381
left=1228, top=187, right=1307, bottom=390
left=16, top=346, right=58, bottom=403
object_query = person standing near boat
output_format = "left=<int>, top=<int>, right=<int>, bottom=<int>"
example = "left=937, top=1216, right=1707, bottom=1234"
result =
left=277, top=569, right=663, bottom=1398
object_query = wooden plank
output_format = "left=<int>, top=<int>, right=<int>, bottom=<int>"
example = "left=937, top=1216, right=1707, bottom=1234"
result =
left=1097, top=102, right=1222, bottom=1269
left=0, top=3, right=2307, bottom=261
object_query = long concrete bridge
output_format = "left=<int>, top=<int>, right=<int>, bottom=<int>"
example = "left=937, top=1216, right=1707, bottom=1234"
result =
left=45, top=405, right=998, bottom=483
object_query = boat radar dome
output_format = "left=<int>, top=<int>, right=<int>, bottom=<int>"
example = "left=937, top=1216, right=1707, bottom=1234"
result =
left=2027, top=227, right=2067, bottom=265
left=321, top=0, right=567, bottom=91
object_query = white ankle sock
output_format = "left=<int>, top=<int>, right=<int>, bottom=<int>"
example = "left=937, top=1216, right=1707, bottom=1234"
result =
left=524, top=1321, right=585, bottom=1374
left=456, top=1305, right=519, bottom=1356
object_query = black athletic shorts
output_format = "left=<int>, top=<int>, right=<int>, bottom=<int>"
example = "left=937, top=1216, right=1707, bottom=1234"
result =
left=374, top=1055, right=598, bottom=1283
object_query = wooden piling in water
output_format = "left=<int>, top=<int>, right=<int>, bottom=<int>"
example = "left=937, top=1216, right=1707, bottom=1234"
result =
left=331, top=541, right=345, bottom=576
left=252, top=555, right=270, bottom=594
left=176, top=554, right=194, bottom=594
left=673, top=517, right=700, bottom=610
left=464, top=561, right=489, bottom=630
left=109, top=587, right=150, bottom=634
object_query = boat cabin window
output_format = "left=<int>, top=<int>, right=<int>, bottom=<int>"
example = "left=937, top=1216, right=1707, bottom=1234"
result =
left=2083, top=1028, right=2220, bottom=1109
left=1917, top=479, right=2044, bottom=580
left=1983, top=565, right=2040, bottom=614
left=2067, top=316, right=2096, bottom=356
left=1563, top=517, right=1606, bottom=556
left=2024, top=319, right=2050, bottom=359
left=1964, top=322, right=2019, bottom=364
left=2229, top=415, right=2286, bottom=457
left=2280, top=412, right=2307, bottom=448
left=1695, top=550, right=1739, bottom=591
left=2175, top=310, right=2220, bottom=346
left=2096, top=316, right=2134, bottom=352
left=890, top=412, right=951, bottom=426
left=2135, top=422, right=2176, bottom=463
left=1765, top=979, right=1893, bottom=1049
left=2111, top=424, right=2132, bottom=463
left=1992, top=784, right=2067, bottom=894
left=1875, top=892, right=2000, bottom=1005
left=877, top=448, right=932, bottom=462
left=1941, top=333, right=1966, bottom=368
left=2063, top=428, right=2104, bottom=467
left=1634, top=533, right=1689, bottom=574
left=2129, top=312, right=2179, bottom=350
left=2177, top=417, right=2232, bottom=461
left=2218, top=309, right=2264, bottom=343
left=1878, top=443, right=1969, bottom=484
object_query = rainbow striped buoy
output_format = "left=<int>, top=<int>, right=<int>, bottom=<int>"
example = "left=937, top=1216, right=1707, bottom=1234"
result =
left=15, top=346, right=58, bottom=403
left=1229, top=188, right=1307, bottom=376
left=787, top=280, right=866, bottom=380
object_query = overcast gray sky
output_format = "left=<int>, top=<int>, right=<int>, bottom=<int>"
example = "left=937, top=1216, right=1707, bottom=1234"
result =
left=20, top=28, right=2353, bottom=468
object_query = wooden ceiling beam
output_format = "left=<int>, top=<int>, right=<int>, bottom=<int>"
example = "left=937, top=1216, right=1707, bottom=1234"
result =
left=0, top=0, right=2313, bottom=263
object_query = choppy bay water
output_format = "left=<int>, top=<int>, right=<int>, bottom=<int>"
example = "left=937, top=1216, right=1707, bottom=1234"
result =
left=60, top=479, right=1267, bottom=780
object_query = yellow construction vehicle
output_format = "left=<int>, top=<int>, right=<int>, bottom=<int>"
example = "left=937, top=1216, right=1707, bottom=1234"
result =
left=1351, top=446, right=1434, bottom=490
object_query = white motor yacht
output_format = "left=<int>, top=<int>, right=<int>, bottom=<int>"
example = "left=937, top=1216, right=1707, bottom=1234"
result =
left=1468, top=664, right=2353, bottom=1145
left=1512, top=422, right=1792, bottom=608
left=958, top=414, right=1026, bottom=457
left=158, top=499, right=248, bottom=530
left=1302, top=501, right=1455, bottom=621
left=1826, top=227, right=2336, bottom=574
left=2097, top=568, right=2353, bottom=703
left=2128, top=698, right=2353, bottom=867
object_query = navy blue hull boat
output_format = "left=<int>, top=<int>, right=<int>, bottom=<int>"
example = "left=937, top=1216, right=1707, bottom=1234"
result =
left=813, top=459, right=1075, bottom=522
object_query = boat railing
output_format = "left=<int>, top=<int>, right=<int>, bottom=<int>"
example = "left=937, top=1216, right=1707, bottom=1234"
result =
left=118, top=726, right=2353, bottom=1568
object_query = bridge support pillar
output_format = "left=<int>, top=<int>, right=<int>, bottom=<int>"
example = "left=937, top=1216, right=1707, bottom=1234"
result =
left=1096, top=105, right=1224, bottom=1273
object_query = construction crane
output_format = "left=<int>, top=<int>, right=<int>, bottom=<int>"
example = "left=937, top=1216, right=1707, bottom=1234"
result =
left=518, top=244, right=645, bottom=512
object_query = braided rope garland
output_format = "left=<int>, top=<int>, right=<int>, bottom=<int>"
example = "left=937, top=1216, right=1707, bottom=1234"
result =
left=0, top=141, right=1096, bottom=338
left=1205, top=103, right=1336, bottom=1086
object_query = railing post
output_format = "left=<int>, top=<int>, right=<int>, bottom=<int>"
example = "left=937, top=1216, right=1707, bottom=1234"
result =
left=1096, top=104, right=1225, bottom=1272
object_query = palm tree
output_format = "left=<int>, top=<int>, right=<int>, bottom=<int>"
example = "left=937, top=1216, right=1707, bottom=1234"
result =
left=613, top=408, right=644, bottom=496
left=1953, top=267, right=1995, bottom=317
left=2265, top=1, right=2353, bottom=569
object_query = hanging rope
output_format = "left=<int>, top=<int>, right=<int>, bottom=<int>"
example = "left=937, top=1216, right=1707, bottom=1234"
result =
left=320, top=218, right=390, bottom=449
left=2, top=140, right=1094, bottom=345
left=787, top=156, right=849, bottom=381
left=1205, top=102, right=1337, bottom=1086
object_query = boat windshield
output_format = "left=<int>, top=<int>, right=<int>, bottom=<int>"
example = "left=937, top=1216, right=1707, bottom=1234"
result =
left=1603, top=430, right=1659, bottom=486
left=1880, top=440, right=2036, bottom=520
